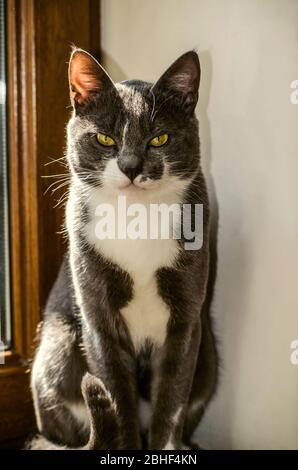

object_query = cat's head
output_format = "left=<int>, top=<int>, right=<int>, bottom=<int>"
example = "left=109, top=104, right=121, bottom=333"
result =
left=67, top=48, right=201, bottom=196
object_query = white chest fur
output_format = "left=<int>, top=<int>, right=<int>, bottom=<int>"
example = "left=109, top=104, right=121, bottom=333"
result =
left=121, top=275, right=170, bottom=350
left=84, top=185, right=181, bottom=350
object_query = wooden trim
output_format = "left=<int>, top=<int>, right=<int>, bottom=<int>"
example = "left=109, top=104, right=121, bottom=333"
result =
left=0, top=0, right=101, bottom=445
left=89, top=0, right=101, bottom=61
left=8, top=0, right=39, bottom=360
left=0, top=363, right=33, bottom=445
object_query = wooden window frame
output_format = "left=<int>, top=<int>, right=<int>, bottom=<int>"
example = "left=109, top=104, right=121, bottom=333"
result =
left=0, top=0, right=101, bottom=447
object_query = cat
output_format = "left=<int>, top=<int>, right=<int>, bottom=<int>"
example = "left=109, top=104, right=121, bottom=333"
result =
left=28, top=48, right=218, bottom=450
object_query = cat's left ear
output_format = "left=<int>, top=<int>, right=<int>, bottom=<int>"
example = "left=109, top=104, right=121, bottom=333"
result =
left=68, top=48, right=115, bottom=107
left=151, top=51, right=200, bottom=113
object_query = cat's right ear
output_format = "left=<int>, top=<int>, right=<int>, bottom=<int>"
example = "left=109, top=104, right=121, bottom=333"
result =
left=68, top=48, right=115, bottom=108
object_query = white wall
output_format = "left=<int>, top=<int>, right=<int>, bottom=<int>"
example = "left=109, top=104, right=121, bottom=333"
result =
left=101, top=0, right=298, bottom=449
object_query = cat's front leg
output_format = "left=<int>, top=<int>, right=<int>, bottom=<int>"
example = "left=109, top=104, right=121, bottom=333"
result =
left=82, top=325, right=142, bottom=449
left=149, top=319, right=201, bottom=450
left=70, top=247, right=142, bottom=450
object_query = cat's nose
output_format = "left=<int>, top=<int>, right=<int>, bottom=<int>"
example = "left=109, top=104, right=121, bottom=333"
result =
left=118, top=156, right=142, bottom=182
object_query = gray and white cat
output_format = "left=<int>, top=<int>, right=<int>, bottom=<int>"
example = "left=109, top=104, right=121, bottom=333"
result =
left=29, top=48, right=217, bottom=450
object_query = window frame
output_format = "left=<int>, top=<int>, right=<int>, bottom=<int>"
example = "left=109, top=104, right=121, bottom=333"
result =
left=0, top=0, right=101, bottom=447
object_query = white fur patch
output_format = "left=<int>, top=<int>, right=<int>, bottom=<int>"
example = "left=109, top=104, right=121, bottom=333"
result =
left=163, top=440, right=176, bottom=450
left=162, top=406, right=183, bottom=450
left=83, top=167, right=188, bottom=349
left=66, top=401, right=90, bottom=431
left=138, top=398, right=152, bottom=432
left=172, top=406, right=183, bottom=425
left=116, top=83, right=148, bottom=117
left=121, top=276, right=170, bottom=349
left=188, top=398, right=204, bottom=415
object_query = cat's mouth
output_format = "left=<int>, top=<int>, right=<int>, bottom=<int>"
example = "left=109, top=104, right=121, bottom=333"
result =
left=118, top=181, right=145, bottom=191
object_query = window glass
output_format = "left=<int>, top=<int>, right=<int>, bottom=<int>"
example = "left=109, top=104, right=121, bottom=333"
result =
left=0, top=0, right=11, bottom=352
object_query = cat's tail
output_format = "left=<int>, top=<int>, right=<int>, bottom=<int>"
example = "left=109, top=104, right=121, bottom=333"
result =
left=82, top=372, right=122, bottom=450
left=26, top=373, right=122, bottom=450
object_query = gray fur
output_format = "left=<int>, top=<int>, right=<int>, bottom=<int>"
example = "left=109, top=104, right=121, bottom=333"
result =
left=29, top=49, right=218, bottom=450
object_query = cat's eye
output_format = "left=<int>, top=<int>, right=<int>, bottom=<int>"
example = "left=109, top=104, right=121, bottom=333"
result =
left=149, top=133, right=169, bottom=147
left=96, top=133, right=116, bottom=147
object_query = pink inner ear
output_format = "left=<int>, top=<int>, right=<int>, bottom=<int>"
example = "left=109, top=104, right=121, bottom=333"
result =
left=70, top=52, right=102, bottom=104
left=169, top=72, right=193, bottom=93
left=169, top=59, right=198, bottom=95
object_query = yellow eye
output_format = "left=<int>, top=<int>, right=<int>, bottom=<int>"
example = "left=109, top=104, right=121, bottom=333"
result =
left=96, top=133, right=116, bottom=147
left=149, top=133, right=169, bottom=147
